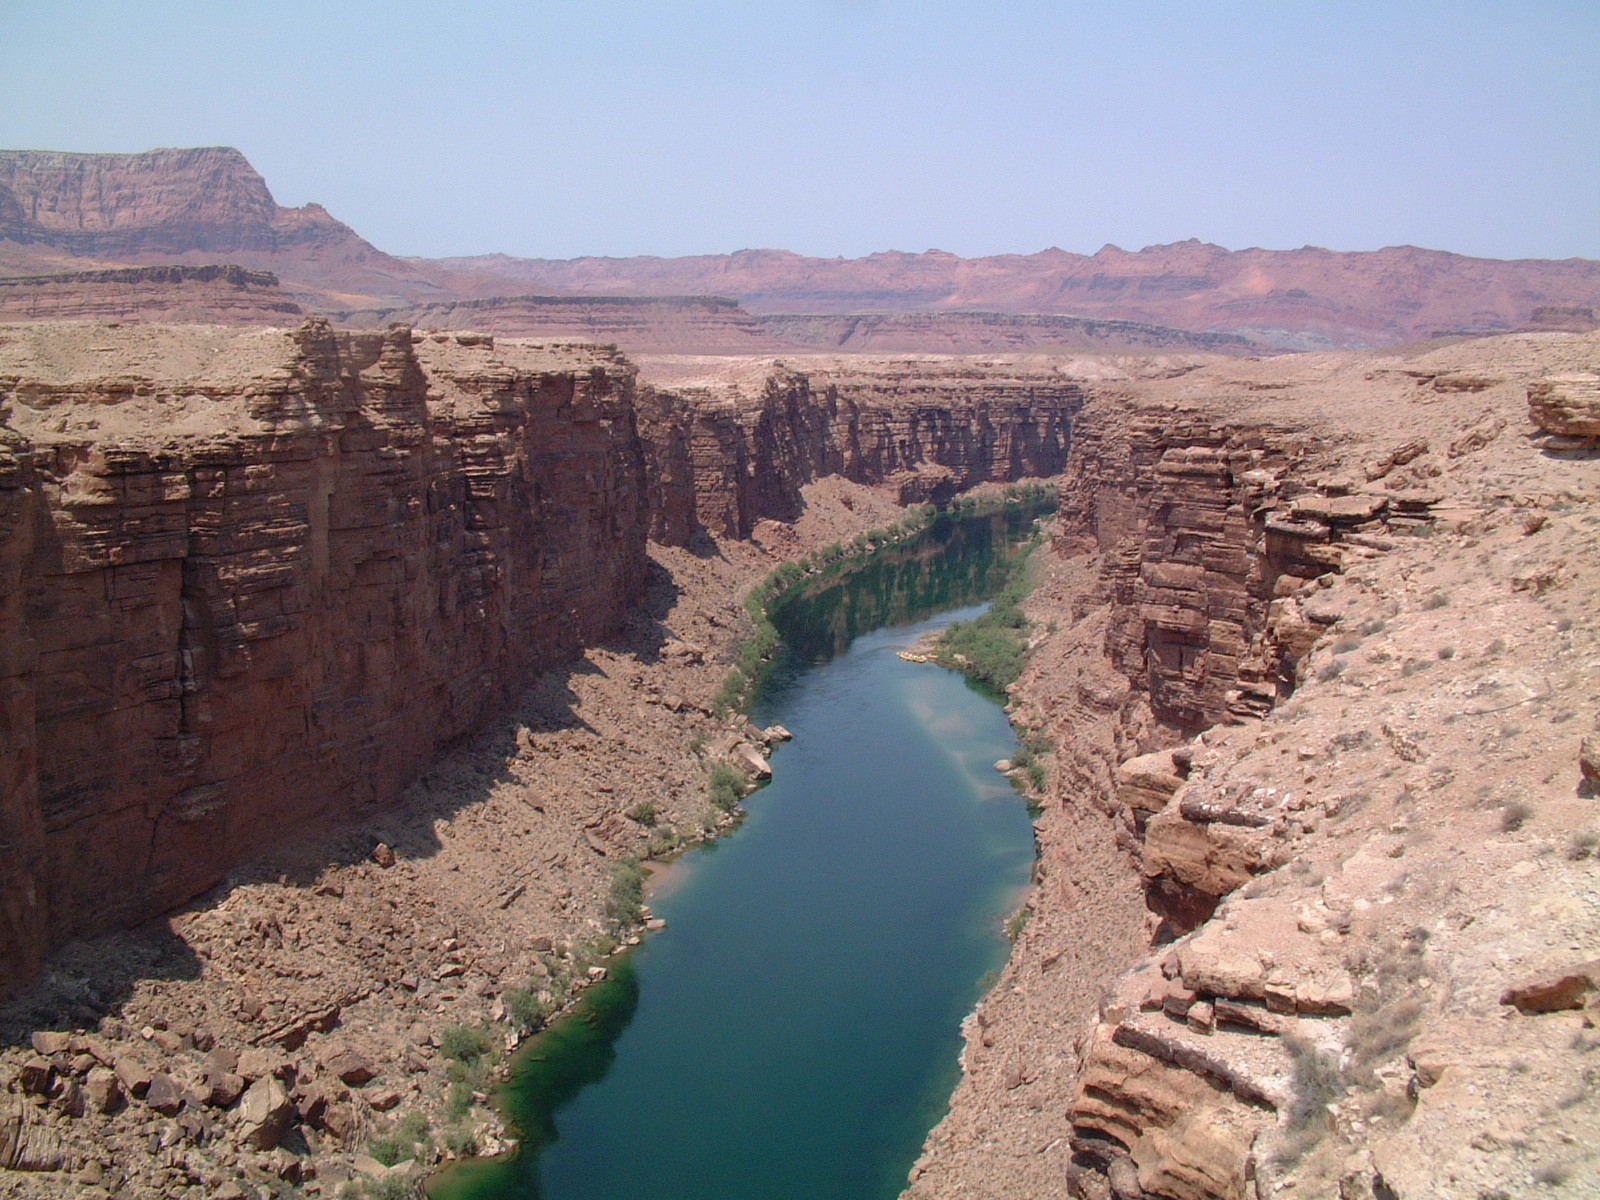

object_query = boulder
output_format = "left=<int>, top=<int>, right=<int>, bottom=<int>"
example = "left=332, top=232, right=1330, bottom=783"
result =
left=143, top=1072, right=184, bottom=1117
left=1500, top=961, right=1600, bottom=1013
left=1117, top=751, right=1186, bottom=815
left=1528, top=374, right=1600, bottom=438
left=112, top=1055, right=151, bottom=1099
left=0, top=1097, right=68, bottom=1171
left=371, top=842, right=397, bottom=868
left=205, top=1071, right=247, bottom=1108
left=28, top=1031, right=72, bottom=1057
left=18, top=1057, right=53, bottom=1097
left=735, top=743, right=772, bottom=779
left=84, top=1067, right=121, bottom=1114
left=322, top=1049, right=377, bottom=1087
left=365, top=1087, right=403, bottom=1112
left=237, top=1076, right=294, bottom=1150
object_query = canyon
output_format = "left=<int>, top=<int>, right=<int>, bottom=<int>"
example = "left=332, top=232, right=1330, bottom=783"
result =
left=0, top=321, right=1082, bottom=995
left=0, top=144, right=1596, bottom=1200
left=0, top=317, right=1593, bottom=1200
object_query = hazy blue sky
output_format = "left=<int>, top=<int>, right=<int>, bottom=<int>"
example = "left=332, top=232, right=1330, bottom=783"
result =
left=2, top=1, right=1596, bottom=260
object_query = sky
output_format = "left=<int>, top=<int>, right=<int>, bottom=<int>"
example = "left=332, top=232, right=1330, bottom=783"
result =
left=1, top=0, right=1596, bottom=262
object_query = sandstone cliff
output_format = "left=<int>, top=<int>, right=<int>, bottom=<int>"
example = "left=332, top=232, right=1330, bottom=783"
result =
left=633, top=356, right=1083, bottom=544
left=0, top=148, right=439, bottom=307
left=908, top=331, right=1600, bottom=1200
left=0, top=319, right=649, bottom=992
left=0, top=266, right=304, bottom=324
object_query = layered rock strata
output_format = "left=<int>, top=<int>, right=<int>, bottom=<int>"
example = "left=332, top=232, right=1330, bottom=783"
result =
left=0, top=319, right=649, bottom=992
left=0, top=266, right=304, bottom=324
left=908, top=330, right=1600, bottom=1200
left=335, top=294, right=791, bottom=355
left=635, top=356, right=1084, bottom=544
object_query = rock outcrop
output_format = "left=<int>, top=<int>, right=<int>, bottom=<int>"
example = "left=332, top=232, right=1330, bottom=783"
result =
left=636, top=357, right=1083, bottom=543
left=1528, top=373, right=1600, bottom=439
left=909, top=329, right=1600, bottom=1200
left=0, top=147, right=440, bottom=307
left=0, top=319, right=648, bottom=992
left=0, top=265, right=304, bottom=324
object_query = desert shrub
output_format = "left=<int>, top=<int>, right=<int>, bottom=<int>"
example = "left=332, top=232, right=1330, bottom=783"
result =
left=644, top=827, right=684, bottom=858
left=1283, top=1034, right=1347, bottom=1133
left=604, top=857, right=645, bottom=929
left=368, top=1136, right=406, bottom=1167
left=361, top=1178, right=427, bottom=1200
left=626, top=801, right=659, bottom=827
left=1567, top=830, right=1599, bottom=861
left=441, top=1124, right=477, bottom=1157
left=1316, top=659, right=1346, bottom=683
left=1333, top=633, right=1363, bottom=653
left=1500, top=800, right=1534, bottom=832
left=445, top=1076, right=476, bottom=1122
left=1437, top=645, right=1456, bottom=660
left=1421, top=590, right=1451, bottom=610
left=940, top=622, right=1027, bottom=691
left=504, top=987, right=551, bottom=1035
left=1347, top=998, right=1424, bottom=1081
left=369, top=1110, right=430, bottom=1167
left=1006, top=907, right=1030, bottom=941
left=440, top=1024, right=495, bottom=1064
left=711, top=669, right=746, bottom=716
left=1483, top=637, right=1507, bottom=656
left=708, top=762, right=746, bottom=811
left=933, top=542, right=1039, bottom=692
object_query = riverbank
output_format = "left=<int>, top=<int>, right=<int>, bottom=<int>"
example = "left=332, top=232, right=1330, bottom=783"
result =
left=0, top=478, right=915, bottom=1200
left=905, top=331, right=1600, bottom=1199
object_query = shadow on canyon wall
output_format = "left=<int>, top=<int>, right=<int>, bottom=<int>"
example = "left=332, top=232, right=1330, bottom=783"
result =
left=0, top=558, right=687, bottom=1045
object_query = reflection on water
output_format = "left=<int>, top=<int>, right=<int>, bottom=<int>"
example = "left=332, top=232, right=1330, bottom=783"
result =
left=432, top=499, right=1049, bottom=1200
left=765, top=502, right=1053, bottom=670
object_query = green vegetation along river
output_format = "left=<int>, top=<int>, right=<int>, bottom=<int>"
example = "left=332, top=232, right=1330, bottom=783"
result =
left=438, top=503, right=1045, bottom=1200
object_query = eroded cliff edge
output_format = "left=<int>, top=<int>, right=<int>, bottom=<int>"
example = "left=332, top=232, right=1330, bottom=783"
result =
left=907, top=333, right=1600, bottom=1200
left=0, top=321, right=652, bottom=985
left=0, top=329, right=1084, bottom=998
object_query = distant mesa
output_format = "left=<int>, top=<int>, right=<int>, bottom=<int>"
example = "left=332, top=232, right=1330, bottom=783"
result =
left=2, top=145, right=1598, bottom=352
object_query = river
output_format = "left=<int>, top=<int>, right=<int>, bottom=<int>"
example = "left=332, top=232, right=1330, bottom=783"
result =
left=435, top=503, right=1045, bottom=1200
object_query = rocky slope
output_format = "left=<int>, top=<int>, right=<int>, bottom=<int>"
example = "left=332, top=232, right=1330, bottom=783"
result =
left=907, top=331, right=1600, bottom=1199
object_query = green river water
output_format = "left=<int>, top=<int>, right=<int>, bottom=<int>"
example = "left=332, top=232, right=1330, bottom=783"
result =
left=434, top=503, right=1047, bottom=1200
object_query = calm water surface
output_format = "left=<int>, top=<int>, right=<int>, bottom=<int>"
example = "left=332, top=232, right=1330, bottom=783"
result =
left=436, top=506, right=1043, bottom=1200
